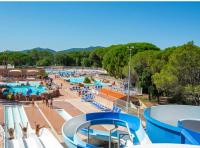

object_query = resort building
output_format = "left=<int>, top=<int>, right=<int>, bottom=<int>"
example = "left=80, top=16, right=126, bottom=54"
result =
left=0, top=68, right=45, bottom=80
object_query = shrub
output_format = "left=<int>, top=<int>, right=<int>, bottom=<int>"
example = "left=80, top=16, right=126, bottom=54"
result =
left=84, top=77, right=91, bottom=83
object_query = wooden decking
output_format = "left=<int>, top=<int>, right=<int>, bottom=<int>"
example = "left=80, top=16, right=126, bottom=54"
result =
left=24, top=106, right=49, bottom=129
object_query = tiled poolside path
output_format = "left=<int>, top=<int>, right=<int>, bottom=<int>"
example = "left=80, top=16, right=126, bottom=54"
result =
left=24, top=106, right=49, bottom=129
left=54, top=101, right=83, bottom=116
left=37, top=102, right=65, bottom=134
left=0, top=105, right=3, bottom=124
left=53, top=101, right=107, bottom=131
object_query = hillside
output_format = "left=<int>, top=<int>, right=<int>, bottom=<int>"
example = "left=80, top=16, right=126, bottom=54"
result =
left=63, top=46, right=104, bottom=52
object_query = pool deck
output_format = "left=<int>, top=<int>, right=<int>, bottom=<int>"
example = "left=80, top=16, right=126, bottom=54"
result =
left=24, top=105, right=49, bottom=129
left=37, top=102, right=65, bottom=135
left=0, top=105, right=3, bottom=124
left=54, top=101, right=83, bottom=116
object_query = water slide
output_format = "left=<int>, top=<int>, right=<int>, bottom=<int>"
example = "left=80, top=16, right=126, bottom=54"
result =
left=56, top=109, right=133, bottom=144
left=4, top=105, right=63, bottom=148
left=144, top=105, right=200, bottom=145
left=62, top=112, right=151, bottom=148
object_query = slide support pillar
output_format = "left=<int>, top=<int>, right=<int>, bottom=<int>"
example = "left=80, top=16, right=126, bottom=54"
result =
left=109, top=125, right=118, bottom=148
left=87, top=125, right=91, bottom=144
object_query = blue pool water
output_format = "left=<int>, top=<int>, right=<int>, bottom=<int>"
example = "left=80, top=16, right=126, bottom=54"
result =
left=68, top=77, right=110, bottom=87
left=69, top=77, right=85, bottom=84
left=3, top=82, right=47, bottom=96
left=8, top=86, right=46, bottom=96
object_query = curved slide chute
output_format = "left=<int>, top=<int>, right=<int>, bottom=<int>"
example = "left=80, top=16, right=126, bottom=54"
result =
left=62, top=112, right=151, bottom=148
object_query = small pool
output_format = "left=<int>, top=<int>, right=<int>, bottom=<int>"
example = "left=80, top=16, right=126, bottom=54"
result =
left=67, top=77, right=110, bottom=87
left=3, top=82, right=47, bottom=96
left=6, top=81, right=41, bottom=87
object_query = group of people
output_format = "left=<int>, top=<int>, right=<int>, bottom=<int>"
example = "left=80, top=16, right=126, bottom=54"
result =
left=42, top=93, right=54, bottom=109
left=3, top=122, right=45, bottom=140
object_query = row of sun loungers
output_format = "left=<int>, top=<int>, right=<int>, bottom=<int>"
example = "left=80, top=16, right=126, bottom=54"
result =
left=81, top=93, right=94, bottom=102
left=90, top=101, right=121, bottom=113
left=70, top=86, right=81, bottom=91
left=91, top=101, right=111, bottom=111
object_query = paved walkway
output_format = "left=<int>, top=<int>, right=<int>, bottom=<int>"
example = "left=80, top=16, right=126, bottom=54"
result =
left=0, top=105, right=3, bottom=124
left=24, top=106, right=49, bottom=129
left=37, top=102, right=65, bottom=134
left=54, top=101, right=83, bottom=117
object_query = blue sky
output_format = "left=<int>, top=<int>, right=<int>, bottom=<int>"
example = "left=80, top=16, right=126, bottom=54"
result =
left=0, top=2, right=200, bottom=51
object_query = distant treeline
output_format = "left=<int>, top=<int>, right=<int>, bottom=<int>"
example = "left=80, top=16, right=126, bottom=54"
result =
left=1, top=41, right=200, bottom=105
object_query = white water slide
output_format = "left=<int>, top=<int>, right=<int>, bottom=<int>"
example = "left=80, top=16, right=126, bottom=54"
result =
left=4, top=105, right=63, bottom=148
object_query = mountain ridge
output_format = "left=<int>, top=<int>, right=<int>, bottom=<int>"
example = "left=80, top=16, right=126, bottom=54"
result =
left=22, top=46, right=104, bottom=53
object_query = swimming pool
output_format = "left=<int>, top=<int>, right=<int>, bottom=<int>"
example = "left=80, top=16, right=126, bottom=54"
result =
left=3, top=82, right=47, bottom=96
left=6, top=81, right=41, bottom=87
left=66, top=77, right=111, bottom=87
left=7, top=86, right=46, bottom=96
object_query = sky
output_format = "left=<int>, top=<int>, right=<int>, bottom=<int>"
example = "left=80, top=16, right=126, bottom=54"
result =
left=0, top=2, right=200, bottom=51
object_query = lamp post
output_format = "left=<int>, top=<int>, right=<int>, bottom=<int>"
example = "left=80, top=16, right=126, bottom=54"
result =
left=126, top=46, right=134, bottom=111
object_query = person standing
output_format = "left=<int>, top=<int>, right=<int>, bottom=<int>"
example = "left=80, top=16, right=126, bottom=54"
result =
left=50, top=96, right=53, bottom=109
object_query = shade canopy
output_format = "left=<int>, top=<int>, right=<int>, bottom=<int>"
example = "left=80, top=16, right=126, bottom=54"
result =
left=9, top=69, right=22, bottom=73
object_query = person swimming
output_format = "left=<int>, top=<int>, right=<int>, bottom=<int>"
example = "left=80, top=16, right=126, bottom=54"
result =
left=19, top=122, right=28, bottom=138
left=7, top=123, right=15, bottom=140
left=34, top=122, right=45, bottom=137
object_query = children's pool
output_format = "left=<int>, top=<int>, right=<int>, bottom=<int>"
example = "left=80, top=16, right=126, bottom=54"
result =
left=3, top=82, right=47, bottom=96
left=66, top=77, right=111, bottom=87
